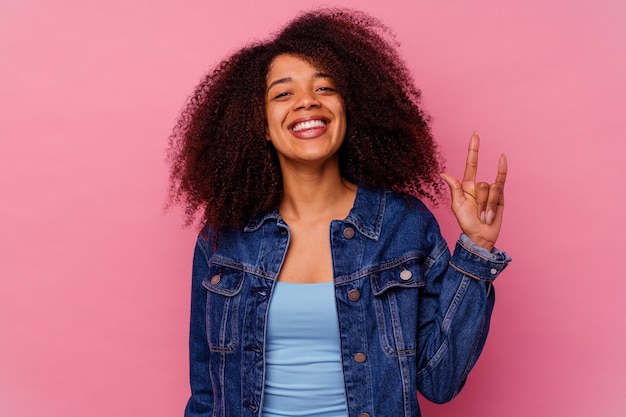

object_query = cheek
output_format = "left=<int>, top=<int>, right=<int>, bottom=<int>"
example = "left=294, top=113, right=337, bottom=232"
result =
left=265, top=104, right=278, bottom=124
left=333, top=100, right=346, bottom=123
left=336, top=107, right=347, bottom=130
left=264, top=108, right=282, bottom=140
left=264, top=108, right=274, bottom=129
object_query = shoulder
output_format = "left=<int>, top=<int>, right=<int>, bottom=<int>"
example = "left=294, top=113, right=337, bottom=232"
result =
left=377, top=188, right=446, bottom=251
left=351, top=184, right=438, bottom=233
left=382, top=188, right=437, bottom=225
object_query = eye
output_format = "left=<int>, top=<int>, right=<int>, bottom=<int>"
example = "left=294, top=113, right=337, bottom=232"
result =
left=317, top=86, right=336, bottom=93
left=271, top=91, right=291, bottom=101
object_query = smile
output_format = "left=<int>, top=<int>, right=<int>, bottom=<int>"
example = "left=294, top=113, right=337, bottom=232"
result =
left=290, top=119, right=327, bottom=132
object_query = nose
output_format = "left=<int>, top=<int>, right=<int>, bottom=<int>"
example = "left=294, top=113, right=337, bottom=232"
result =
left=293, top=89, right=320, bottom=110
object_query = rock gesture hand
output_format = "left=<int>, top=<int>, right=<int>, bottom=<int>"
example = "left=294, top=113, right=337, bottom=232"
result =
left=440, top=132, right=507, bottom=252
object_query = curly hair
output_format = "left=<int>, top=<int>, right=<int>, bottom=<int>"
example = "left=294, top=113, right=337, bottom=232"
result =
left=168, top=8, right=444, bottom=230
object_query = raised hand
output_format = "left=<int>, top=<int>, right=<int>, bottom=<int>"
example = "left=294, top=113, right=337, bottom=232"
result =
left=440, top=132, right=507, bottom=252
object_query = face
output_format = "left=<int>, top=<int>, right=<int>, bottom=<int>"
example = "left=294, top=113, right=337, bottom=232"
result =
left=265, top=54, right=346, bottom=168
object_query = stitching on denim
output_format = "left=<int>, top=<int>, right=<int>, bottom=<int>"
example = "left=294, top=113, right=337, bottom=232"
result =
left=442, top=276, right=471, bottom=333
left=373, top=280, right=417, bottom=357
left=448, top=261, right=483, bottom=281
left=210, top=255, right=277, bottom=280
left=417, top=340, right=448, bottom=377
left=335, top=251, right=428, bottom=284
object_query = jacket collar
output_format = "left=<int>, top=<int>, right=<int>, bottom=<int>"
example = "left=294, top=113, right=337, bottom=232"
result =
left=343, top=185, right=385, bottom=241
left=244, top=184, right=386, bottom=241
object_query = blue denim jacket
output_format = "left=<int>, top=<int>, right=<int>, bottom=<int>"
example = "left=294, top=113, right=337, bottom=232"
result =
left=185, top=185, right=511, bottom=417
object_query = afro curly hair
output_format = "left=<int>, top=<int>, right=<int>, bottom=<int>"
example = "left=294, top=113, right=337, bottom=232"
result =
left=168, top=8, right=444, bottom=231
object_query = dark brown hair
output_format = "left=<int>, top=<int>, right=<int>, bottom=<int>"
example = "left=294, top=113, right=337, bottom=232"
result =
left=168, top=8, right=444, bottom=230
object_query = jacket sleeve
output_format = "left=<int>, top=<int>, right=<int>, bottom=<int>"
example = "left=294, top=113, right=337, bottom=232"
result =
left=184, top=232, right=214, bottom=416
left=416, top=231, right=511, bottom=404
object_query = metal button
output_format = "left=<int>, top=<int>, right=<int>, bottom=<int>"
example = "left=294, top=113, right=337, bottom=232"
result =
left=359, top=414, right=371, bottom=417
left=348, top=289, right=360, bottom=301
left=343, top=227, right=355, bottom=239
left=490, top=268, right=498, bottom=275
left=354, top=352, right=367, bottom=363
left=400, top=269, right=412, bottom=280
left=210, top=274, right=221, bottom=285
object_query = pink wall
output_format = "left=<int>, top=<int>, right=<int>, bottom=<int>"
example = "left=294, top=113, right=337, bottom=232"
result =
left=1, top=0, right=624, bottom=416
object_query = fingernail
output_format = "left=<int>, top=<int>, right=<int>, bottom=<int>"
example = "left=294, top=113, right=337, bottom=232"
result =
left=480, top=211, right=486, bottom=223
left=486, top=210, right=494, bottom=225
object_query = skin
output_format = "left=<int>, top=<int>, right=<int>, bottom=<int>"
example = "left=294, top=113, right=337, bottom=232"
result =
left=265, top=54, right=507, bottom=282
left=440, top=132, right=507, bottom=252
left=265, top=54, right=355, bottom=283
left=265, top=54, right=347, bottom=176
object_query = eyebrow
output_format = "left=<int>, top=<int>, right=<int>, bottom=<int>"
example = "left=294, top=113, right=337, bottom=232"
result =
left=266, top=72, right=333, bottom=91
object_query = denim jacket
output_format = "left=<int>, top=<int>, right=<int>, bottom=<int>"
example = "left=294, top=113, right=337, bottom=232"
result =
left=185, top=185, right=511, bottom=417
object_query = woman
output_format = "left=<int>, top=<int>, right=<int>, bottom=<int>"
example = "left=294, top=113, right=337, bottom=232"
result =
left=169, top=8, right=511, bottom=417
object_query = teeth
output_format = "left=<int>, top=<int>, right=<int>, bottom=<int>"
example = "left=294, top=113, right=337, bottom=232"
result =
left=291, top=120, right=326, bottom=132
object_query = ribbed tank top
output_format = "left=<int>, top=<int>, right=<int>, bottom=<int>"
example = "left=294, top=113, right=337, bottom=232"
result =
left=262, top=281, right=348, bottom=417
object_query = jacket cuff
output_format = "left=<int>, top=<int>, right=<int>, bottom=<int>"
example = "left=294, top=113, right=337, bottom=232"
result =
left=449, top=234, right=512, bottom=281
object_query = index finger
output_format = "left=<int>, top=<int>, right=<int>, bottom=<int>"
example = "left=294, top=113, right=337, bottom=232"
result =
left=462, top=132, right=480, bottom=183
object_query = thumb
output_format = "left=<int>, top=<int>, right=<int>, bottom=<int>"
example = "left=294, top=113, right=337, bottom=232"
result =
left=439, top=173, right=465, bottom=204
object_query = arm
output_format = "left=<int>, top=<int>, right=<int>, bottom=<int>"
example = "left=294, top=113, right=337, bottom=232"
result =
left=184, top=232, right=214, bottom=417
left=416, top=232, right=510, bottom=403
left=416, top=132, right=511, bottom=402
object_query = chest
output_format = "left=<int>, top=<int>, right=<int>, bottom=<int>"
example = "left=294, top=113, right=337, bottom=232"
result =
left=277, top=220, right=334, bottom=283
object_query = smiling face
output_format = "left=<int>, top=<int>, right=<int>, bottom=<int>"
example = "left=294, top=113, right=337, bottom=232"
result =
left=265, top=54, right=346, bottom=169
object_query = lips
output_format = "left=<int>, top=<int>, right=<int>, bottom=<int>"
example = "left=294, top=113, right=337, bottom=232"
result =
left=290, top=119, right=327, bottom=132
left=288, top=117, right=329, bottom=139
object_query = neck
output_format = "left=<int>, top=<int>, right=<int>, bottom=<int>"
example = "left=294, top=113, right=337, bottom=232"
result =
left=278, top=160, right=356, bottom=222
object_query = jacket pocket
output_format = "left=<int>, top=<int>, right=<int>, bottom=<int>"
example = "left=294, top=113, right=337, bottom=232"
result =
left=370, top=255, right=426, bottom=356
left=202, top=262, right=245, bottom=353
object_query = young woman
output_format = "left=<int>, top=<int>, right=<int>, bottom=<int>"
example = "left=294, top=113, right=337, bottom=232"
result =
left=168, top=9, right=511, bottom=417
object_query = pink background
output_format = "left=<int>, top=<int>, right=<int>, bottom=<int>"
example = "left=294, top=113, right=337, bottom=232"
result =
left=1, top=0, right=624, bottom=416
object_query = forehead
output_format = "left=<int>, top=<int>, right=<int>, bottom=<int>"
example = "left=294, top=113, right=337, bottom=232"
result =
left=266, top=54, right=329, bottom=84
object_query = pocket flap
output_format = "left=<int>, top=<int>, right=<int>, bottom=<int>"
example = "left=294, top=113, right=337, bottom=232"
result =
left=202, top=264, right=244, bottom=297
left=371, top=257, right=426, bottom=296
